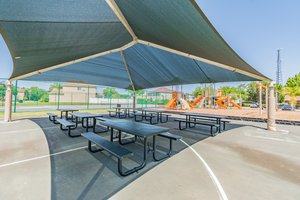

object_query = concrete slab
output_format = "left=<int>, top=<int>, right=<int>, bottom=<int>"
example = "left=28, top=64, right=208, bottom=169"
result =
left=112, top=122, right=300, bottom=200
left=1, top=116, right=300, bottom=200
left=0, top=119, right=51, bottom=200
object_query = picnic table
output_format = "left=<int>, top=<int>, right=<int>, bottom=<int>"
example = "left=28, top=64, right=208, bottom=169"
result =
left=138, top=109, right=170, bottom=123
left=180, top=112, right=226, bottom=133
left=57, top=108, right=79, bottom=120
left=112, top=107, right=135, bottom=118
left=71, top=112, right=105, bottom=132
left=97, top=118, right=170, bottom=175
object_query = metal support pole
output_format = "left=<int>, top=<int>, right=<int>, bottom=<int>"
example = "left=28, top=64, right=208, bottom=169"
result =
left=13, top=80, right=18, bottom=113
left=259, top=84, right=262, bottom=114
left=87, top=85, right=90, bottom=109
left=109, top=90, right=112, bottom=109
left=4, top=80, right=13, bottom=122
left=57, top=82, right=61, bottom=110
left=265, top=87, right=268, bottom=112
left=267, top=82, right=276, bottom=131
left=133, top=92, right=136, bottom=110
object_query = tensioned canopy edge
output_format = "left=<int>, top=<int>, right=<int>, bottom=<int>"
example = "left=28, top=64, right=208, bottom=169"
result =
left=0, top=0, right=271, bottom=89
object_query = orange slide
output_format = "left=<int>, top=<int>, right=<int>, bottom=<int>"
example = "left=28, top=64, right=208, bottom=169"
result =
left=216, top=96, right=241, bottom=109
left=189, top=96, right=203, bottom=108
left=215, top=96, right=228, bottom=109
left=230, top=101, right=241, bottom=109
left=164, top=97, right=177, bottom=109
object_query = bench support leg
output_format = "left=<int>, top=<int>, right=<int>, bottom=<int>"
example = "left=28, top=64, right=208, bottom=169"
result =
left=60, top=124, right=80, bottom=137
left=152, top=136, right=172, bottom=161
left=88, top=141, right=104, bottom=153
left=134, top=115, right=143, bottom=122
left=160, top=115, right=169, bottom=123
left=118, top=130, right=137, bottom=145
left=179, top=121, right=187, bottom=130
left=150, top=116, right=159, bottom=125
left=118, top=137, right=147, bottom=176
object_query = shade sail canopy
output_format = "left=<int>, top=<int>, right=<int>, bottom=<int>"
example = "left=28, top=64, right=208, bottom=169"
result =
left=0, top=0, right=270, bottom=89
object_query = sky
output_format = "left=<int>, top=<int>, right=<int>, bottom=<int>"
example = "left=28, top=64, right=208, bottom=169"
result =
left=0, top=0, right=300, bottom=93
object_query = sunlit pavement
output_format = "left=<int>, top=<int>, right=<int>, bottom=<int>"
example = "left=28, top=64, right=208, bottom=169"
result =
left=1, top=117, right=299, bottom=200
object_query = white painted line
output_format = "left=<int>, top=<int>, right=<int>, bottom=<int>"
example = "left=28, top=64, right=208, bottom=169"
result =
left=180, top=139, right=228, bottom=200
left=0, top=145, right=91, bottom=168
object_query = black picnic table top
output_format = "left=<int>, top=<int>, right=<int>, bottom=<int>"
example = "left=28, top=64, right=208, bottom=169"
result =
left=57, top=108, right=79, bottom=112
left=71, top=112, right=103, bottom=118
left=98, top=119, right=169, bottom=138
left=180, top=112, right=226, bottom=119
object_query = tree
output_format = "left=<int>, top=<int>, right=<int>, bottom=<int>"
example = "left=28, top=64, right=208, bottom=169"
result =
left=275, top=84, right=284, bottom=103
left=246, top=82, right=258, bottom=102
left=0, top=84, right=5, bottom=101
left=284, top=73, right=300, bottom=107
left=236, top=84, right=249, bottom=100
left=24, top=87, right=48, bottom=101
left=103, top=87, right=120, bottom=98
left=192, top=87, right=203, bottom=97
left=49, top=83, right=62, bottom=92
left=127, top=89, right=145, bottom=96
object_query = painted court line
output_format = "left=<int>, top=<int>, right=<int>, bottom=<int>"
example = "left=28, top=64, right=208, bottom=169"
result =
left=180, top=139, right=228, bottom=200
left=0, top=145, right=90, bottom=168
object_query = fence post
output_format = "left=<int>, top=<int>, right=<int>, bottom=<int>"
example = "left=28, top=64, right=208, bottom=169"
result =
left=13, top=80, right=17, bottom=113
left=57, top=82, right=61, bottom=110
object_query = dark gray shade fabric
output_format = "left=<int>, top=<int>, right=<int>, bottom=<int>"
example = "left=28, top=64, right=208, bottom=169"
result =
left=0, top=0, right=132, bottom=79
left=25, top=44, right=258, bottom=89
left=115, top=0, right=267, bottom=80
left=0, top=0, right=269, bottom=88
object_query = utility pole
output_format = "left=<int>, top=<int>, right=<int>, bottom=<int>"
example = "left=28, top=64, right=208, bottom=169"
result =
left=276, top=49, right=282, bottom=85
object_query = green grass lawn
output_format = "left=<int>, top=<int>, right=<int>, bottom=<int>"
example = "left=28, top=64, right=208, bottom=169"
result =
left=0, top=109, right=107, bottom=120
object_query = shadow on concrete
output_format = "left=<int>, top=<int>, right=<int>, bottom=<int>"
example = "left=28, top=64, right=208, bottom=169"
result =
left=30, top=116, right=243, bottom=200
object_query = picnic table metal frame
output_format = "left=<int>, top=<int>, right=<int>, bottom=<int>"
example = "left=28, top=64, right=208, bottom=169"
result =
left=57, top=108, right=79, bottom=120
left=98, top=119, right=170, bottom=176
left=139, top=109, right=169, bottom=123
left=71, top=112, right=108, bottom=133
left=180, top=113, right=226, bottom=133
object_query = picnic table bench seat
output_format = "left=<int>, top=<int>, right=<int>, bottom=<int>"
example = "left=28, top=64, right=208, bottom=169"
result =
left=174, top=119, right=220, bottom=136
left=56, top=118, right=79, bottom=137
left=153, top=132, right=182, bottom=161
left=190, top=117, right=230, bottom=130
left=108, top=110, right=126, bottom=118
left=47, top=112, right=59, bottom=124
left=81, top=132, right=133, bottom=176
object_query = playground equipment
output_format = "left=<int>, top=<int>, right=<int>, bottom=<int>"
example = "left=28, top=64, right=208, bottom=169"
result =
left=164, top=87, right=241, bottom=110
left=164, top=91, right=191, bottom=110
left=215, top=90, right=241, bottom=109
left=189, top=96, right=204, bottom=108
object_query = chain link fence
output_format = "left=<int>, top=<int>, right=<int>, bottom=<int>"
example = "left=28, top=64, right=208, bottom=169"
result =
left=0, top=81, right=169, bottom=113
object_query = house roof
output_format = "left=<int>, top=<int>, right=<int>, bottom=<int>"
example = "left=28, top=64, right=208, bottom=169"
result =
left=150, top=88, right=173, bottom=93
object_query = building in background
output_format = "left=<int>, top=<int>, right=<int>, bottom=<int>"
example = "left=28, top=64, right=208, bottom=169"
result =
left=147, top=88, right=173, bottom=100
left=49, top=83, right=96, bottom=103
